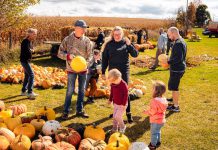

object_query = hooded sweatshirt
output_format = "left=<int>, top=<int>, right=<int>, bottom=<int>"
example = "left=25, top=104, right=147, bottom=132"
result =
left=144, top=97, right=168, bottom=124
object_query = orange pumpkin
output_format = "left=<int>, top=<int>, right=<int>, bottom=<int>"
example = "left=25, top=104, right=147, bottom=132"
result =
left=0, top=135, right=10, bottom=150
left=70, top=56, right=87, bottom=72
left=30, top=117, right=46, bottom=131
left=94, top=89, right=107, bottom=98
left=0, top=100, right=5, bottom=111
left=31, top=135, right=53, bottom=150
left=161, top=63, right=169, bottom=69
left=55, top=127, right=81, bottom=147
left=42, top=80, right=52, bottom=89
left=108, top=132, right=130, bottom=149
left=78, top=138, right=107, bottom=150
left=46, top=141, right=76, bottom=150
left=36, top=106, right=56, bottom=121
left=105, top=140, right=127, bottom=150
left=0, top=109, right=12, bottom=119
left=13, top=123, right=35, bottom=139
left=4, top=111, right=22, bottom=131
left=84, top=123, right=105, bottom=141
left=10, top=134, right=31, bottom=150
left=9, top=104, right=27, bottom=116
left=0, top=122, right=7, bottom=128
left=0, top=127, right=16, bottom=143
left=19, top=112, right=37, bottom=123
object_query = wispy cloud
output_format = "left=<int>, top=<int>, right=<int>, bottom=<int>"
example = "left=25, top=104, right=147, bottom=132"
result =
left=27, top=0, right=218, bottom=20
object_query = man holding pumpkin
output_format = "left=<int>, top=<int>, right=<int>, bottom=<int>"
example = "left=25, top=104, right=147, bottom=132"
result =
left=58, top=20, right=93, bottom=119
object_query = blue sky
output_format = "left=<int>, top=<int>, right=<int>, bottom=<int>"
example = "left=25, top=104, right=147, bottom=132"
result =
left=27, top=0, right=218, bottom=21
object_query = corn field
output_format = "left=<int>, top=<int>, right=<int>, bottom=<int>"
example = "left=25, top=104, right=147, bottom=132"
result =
left=0, top=16, right=174, bottom=47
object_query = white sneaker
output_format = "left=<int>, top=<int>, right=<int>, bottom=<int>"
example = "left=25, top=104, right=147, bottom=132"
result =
left=27, top=92, right=38, bottom=99
left=20, top=91, right=27, bottom=96
left=119, top=125, right=126, bottom=134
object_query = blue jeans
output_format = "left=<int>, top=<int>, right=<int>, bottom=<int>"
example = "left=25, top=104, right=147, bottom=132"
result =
left=64, top=72, right=87, bottom=114
left=151, top=123, right=164, bottom=146
left=21, top=62, right=34, bottom=94
left=85, top=74, right=92, bottom=90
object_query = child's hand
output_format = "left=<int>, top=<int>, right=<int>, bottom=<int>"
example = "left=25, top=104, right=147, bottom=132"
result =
left=143, top=110, right=148, bottom=114
left=108, top=100, right=112, bottom=105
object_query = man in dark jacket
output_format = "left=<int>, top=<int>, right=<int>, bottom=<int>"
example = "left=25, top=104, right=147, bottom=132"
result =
left=95, top=28, right=105, bottom=50
left=166, top=27, right=187, bottom=112
left=20, top=28, right=38, bottom=99
left=101, top=26, right=139, bottom=123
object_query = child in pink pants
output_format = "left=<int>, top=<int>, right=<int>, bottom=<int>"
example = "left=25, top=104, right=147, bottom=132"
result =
left=107, top=69, right=128, bottom=133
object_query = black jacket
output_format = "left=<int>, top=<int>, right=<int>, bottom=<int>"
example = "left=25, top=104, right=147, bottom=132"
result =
left=102, top=39, right=138, bottom=82
left=95, top=32, right=105, bottom=49
left=20, top=38, right=32, bottom=63
left=168, top=38, right=187, bottom=72
left=88, top=60, right=101, bottom=79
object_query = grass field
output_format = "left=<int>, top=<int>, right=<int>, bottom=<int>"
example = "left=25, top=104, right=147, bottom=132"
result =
left=0, top=28, right=217, bottom=149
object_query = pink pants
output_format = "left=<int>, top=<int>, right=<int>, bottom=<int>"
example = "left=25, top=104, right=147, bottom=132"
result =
left=113, top=104, right=127, bottom=131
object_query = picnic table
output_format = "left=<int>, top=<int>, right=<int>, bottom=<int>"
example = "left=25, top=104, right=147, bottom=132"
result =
left=43, top=41, right=61, bottom=58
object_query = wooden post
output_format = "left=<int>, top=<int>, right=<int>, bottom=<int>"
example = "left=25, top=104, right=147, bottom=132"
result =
left=9, top=32, right=12, bottom=49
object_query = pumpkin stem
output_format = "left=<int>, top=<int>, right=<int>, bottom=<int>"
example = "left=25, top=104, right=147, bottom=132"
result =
left=116, top=140, right=119, bottom=147
left=119, top=132, right=123, bottom=137
left=44, top=106, right=47, bottom=111
left=93, top=123, right=96, bottom=128
left=38, top=135, right=43, bottom=142
left=37, top=115, right=41, bottom=121
left=18, top=134, right=23, bottom=143
left=12, top=108, right=15, bottom=118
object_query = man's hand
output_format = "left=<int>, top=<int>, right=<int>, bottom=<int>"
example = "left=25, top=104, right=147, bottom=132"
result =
left=125, top=37, right=131, bottom=45
left=101, top=74, right=106, bottom=80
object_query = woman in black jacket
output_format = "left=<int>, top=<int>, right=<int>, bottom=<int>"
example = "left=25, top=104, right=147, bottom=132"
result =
left=20, top=28, right=38, bottom=99
left=101, top=26, right=139, bottom=123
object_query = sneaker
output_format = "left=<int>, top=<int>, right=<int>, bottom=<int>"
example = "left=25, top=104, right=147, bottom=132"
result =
left=61, top=113, right=68, bottom=120
left=85, top=97, right=94, bottom=104
left=156, top=141, right=161, bottom=148
left=20, top=91, right=27, bottom=96
left=119, top=125, right=126, bottom=134
left=149, top=66, right=156, bottom=70
left=109, top=113, right=113, bottom=118
left=127, top=113, right=133, bottom=123
left=148, top=143, right=156, bottom=150
left=76, top=111, right=89, bottom=118
left=27, top=92, right=38, bottom=99
left=167, top=105, right=180, bottom=112
left=167, top=98, right=173, bottom=102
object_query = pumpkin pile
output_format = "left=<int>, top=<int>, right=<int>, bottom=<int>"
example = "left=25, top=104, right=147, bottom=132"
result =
left=130, top=55, right=155, bottom=68
left=134, top=41, right=156, bottom=51
left=0, top=64, right=67, bottom=89
left=0, top=99, right=151, bottom=150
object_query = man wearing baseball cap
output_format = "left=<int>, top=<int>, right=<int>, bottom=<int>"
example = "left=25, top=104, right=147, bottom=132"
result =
left=58, top=19, right=93, bottom=119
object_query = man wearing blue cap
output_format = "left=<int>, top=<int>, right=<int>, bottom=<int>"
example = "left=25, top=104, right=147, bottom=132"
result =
left=58, top=20, right=93, bottom=119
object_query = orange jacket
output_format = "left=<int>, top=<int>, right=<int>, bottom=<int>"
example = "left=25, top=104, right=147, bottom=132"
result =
left=144, top=97, right=168, bottom=124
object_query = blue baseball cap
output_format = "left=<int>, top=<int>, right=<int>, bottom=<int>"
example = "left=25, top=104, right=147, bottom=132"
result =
left=74, top=20, right=89, bottom=28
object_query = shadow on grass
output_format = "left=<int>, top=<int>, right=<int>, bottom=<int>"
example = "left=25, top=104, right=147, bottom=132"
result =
left=32, top=57, right=65, bottom=68
left=1, top=95, right=22, bottom=101
left=4, top=97, right=30, bottom=103
left=126, top=111, right=175, bottom=142
left=132, top=69, right=168, bottom=76
left=55, top=100, right=78, bottom=122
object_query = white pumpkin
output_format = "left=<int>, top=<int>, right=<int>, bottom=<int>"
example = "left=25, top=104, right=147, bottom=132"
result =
left=0, top=127, right=16, bottom=143
left=0, top=100, right=5, bottom=111
left=128, top=142, right=149, bottom=150
left=134, top=89, right=143, bottom=98
left=42, top=120, right=61, bottom=136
